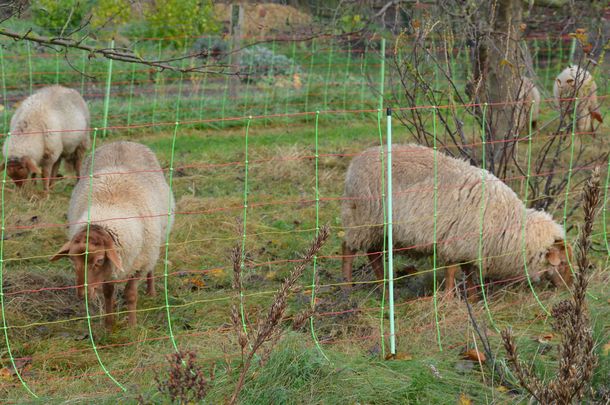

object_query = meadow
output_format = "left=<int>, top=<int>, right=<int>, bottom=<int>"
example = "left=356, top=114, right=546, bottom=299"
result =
left=0, top=32, right=608, bottom=404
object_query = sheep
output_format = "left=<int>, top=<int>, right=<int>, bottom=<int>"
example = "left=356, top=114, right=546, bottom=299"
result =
left=341, top=143, right=572, bottom=298
left=515, top=77, right=541, bottom=133
left=553, top=65, right=603, bottom=136
left=50, top=141, right=175, bottom=328
left=2, top=85, right=90, bottom=191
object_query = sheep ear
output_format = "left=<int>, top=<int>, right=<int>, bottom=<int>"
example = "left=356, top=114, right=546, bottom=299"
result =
left=104, top=239, right=123, bottom=272
left=590, top=111, right=603, bottom=123
left=23, top=157, right=41, bottom=174
left=546, top=247, right=561, bottom=266
left=50, top=241, right=72, bottom=261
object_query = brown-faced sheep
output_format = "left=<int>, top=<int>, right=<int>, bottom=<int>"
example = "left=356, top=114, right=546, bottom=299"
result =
left=2, top=85, right=90, bottom=191
left=50, top=141, right=175, bottom=328
left=341, top=144, right=572, bottom=297
left=553, top=65, right=603, bottom=136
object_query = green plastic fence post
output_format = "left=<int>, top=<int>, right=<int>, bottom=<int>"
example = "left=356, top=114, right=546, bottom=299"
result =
left=323, top=40, right=334, bottom=111
left=198, top=37, right=212, bottom=122
left=359, top=42, right=369, bottom=118
left=342, top=38, right=352, bottom=114
left=152, top=40, right=163, bottom=131
left=0, top=46, right=7, bottom=133
left=310, top=111, right=329, bottom=361
left=284, top=39, right=297, bottom=120
left=242, top=46, right=255, bottom=116
left=431, top=106, right=443, bottom=352
left=568, top=36, right=577, bottom=65
left=126, top=62, right=136, bottom=133
left=1, top=132, right=38, bottom=398
left=377, top=108, right=388, bottom=358
left=83, top=128, right=126, bottom=391
left=163, top=121, right=180, bottom=352
left=238, top=117, right=252, bottom=334
left=603, top=153, right=610, bottom=256
left=174, top=40, right=189, bottom=123
left=263, top=40, right=277, bottom=125
left=386, top=107, right=396, bottom=355
left=26, top=41, right=33, bottom=95
left=304, top=39, right=316, bottom=121
left=101, top=39, right=114, bottom=137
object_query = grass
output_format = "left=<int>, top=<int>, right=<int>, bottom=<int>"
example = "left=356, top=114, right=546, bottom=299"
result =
left=0, top=33, right=608, bottom=403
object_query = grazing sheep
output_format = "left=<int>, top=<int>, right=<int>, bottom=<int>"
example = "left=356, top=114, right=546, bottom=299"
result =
left=50, top=141, right=175, bottom=328
left=515, top=77, right=541, bottom=133
left=553, top=65, right=603, bottom=136
left=2, top=85, right=90, bottom=191
left=341, top=144, right=572, bottom=297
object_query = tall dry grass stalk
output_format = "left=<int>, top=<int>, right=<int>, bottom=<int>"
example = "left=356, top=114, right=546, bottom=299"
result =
left=502, top=168, right=601, bottom=404
left=228, top=225, right=330, bottom=405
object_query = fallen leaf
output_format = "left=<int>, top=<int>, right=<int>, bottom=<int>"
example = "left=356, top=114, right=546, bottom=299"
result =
left=0, top=368, right=11, bottom=380
left=497, top=385, right=509, bottom=393
left=462, top=349, right=486, bottom=363
left=458, top=393, right=473, bottom=405
left=603, top=342, right=610, bottom=356
left=385, top=352, right=413, bottom=361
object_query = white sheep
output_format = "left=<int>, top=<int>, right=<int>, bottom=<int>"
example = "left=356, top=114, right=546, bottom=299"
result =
left=50, top=141, right=175, bottom=328
left=2, top=85, right=90, bottom=191
left=515, top=77, right=541, bottom=133
left=341, top=144, right=572, bottom=297
left=553, top=65, right=603, bottom=136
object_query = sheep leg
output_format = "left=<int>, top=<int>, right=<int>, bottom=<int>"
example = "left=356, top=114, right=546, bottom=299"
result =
left=103, top=282, right=115, bottom=330
left=125, top=275, right=139, bottom=327
left=50, top=159, right=61, bottom=187
left=341, top=241, right=356, bottom=288
left=41, top=165, right=51, bottom=193
left=146, top=270, right=156, bottom=297
left=367, top=250, right=385, bottom=280
left=443, top=265, right=458, bottom=299
left=462, top=264, right=479, bottom=303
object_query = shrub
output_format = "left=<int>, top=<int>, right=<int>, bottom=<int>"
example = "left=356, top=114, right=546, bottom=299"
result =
left=31, top=0, right=91, bottom=35
left=239, top=45, right=301, bottom=83
left=144, top=0, right=219, bottom=47
left=90, top=0, right=131, bottom=32
left=191, top=37, right=229, bottom=62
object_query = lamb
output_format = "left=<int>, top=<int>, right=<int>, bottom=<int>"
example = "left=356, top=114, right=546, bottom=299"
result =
left=515, top=77, right=541, bottom=133
left=50, top=141, right=175, bottom=328
left=341, top=143, right=572, bottom=298
left=2, top=85, right=90, bottom=191
left=553, top=65, right=603, bottom=136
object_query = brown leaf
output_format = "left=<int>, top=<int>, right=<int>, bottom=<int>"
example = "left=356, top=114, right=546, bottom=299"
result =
left=462, top=349, right=486, bottom=363
left=591, top=111, right=603, bottom=123
left=385, top=352, right=413, bottom=361
left=0, top=368, right=11, bottom=380
left=458, top=393, right=473, bottom=405
left=519, top=23, right=527, bottom=31
left=583, top=43, right=593, bottom=54
left=537, top=333, right=554, bottom=343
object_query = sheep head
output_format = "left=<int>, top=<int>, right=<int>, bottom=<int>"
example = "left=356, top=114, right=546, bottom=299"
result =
left=544, top=240, right=573, bottom=288
left=50, top=225, right=123, bottom=299
left=5, top=157, right=40, bottom=187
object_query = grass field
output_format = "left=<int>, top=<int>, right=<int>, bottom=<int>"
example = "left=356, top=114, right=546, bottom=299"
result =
left=0, top=33, right=608, bottom=403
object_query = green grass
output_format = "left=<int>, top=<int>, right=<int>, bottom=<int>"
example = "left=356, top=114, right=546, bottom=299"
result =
left=0, top=31, right=608, bottom=404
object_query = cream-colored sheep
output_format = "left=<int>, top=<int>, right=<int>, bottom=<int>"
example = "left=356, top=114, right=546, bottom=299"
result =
left=553, top=65, right=603, bottom=136
left=515, top=77, right=541, bottom=133
left=2, top=85, right=90, bottom=191
left=341, top=144, right=572, bottom=297
left=51, top=141, right=175, bottom=328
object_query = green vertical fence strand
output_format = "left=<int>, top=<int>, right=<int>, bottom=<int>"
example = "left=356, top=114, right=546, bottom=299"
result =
left=342, top=39, right=352, bottom=113
left=323, top=41, right=334, bottom=111
left=152, top=40, right=163, bottom=130
left=0, top=131, right=38, bottom=398
left=0, top=46, right=7, bottom=133
left=568, top=37, right=577, bottom=65
left=310, top=111, right=329, bottom=361
left=83, top=128, right=126, bottom=391
left=220, top=50, right=232, bottom=128
left=477, top=103, right=498, bottom=331
left=379, top=39, right=385, bottom=110
left=360, top=43, right=369, bottom=118
left=431, top=107, right=443, bottom=351
left=263, top=40, right=277, bottom=125
left=163, top=122, right=180, bottom=352
left=238, top=117, right=252, bottom=334
left=545, top=35, right=552, bottom=89
left=198, top=37, right=212, bottom=122
left=80, top=50, right=87, bottom=95
left=101, top=40, right=114, bottom=137
left=126, top=62, right=136, bottom=133
left=561, top=98, right=578, bottom=278
left=304, top=39, right=316, bottom=121
left=377, top=109, right=388, bottom=358
left=26, top=41, right=32, bottom=95
left=603, top=152, right=610, bottom=256
left=284, top=39, right=297, bottom=120
left=55, top=51, right=60, bottom=85
left=386, top=107, right=396, bottom=355
left=521, top=105, right=551, bottom=316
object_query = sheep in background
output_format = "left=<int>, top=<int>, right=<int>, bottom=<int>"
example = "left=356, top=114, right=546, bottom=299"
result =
left=515, top=77, right=541, bottom=133
left=553, top=65, right=603, bottom=136
left=51, top=141, right=175, bottom=328
left=2, top=85, right=90, bottom=191
left=341, top=144, right=572, bottom=298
